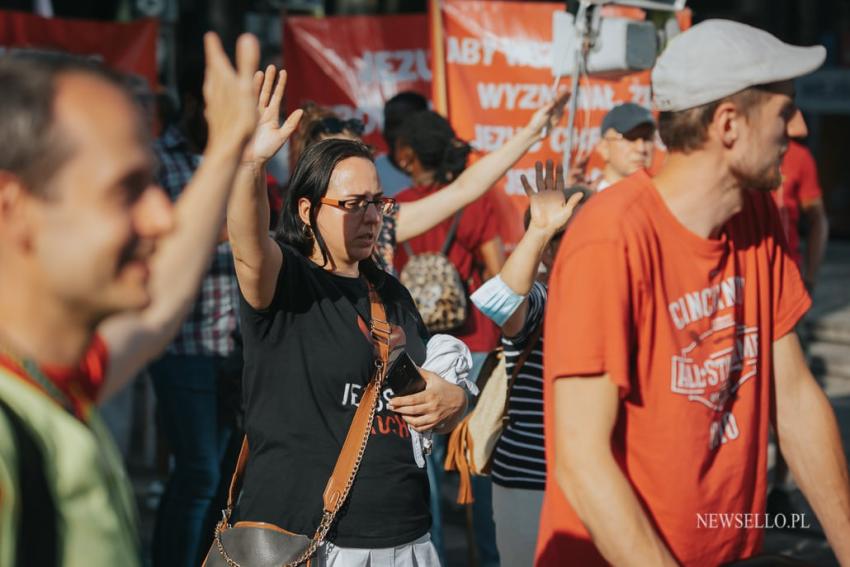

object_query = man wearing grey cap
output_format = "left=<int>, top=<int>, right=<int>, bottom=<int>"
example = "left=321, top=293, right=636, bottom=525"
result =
left=595, top=102, right=656, bottom=191
left=537, top=19, right=850, bottom=567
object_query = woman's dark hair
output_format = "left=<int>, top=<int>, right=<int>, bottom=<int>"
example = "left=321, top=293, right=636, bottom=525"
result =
left=383, top=91, right=428, bottom=168
left=275, top=138, right=375, bottom=268
left=396, top=110, right=471, bottom=185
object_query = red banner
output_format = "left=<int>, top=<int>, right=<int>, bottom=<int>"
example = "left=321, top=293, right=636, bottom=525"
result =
left=283, top=6, right=689, bottom=247
left=283, top=14, right=431, bottom=153
left=435, top=0, right=665, bottom=244
left=0, top=10, right=158, bottom=88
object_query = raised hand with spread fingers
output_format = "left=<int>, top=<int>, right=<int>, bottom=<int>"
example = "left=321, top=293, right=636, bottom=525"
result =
left=487, top=159, right=585, bottom=337
left=243, top=65, right=304, bottom=166
left=522, top=159, right=583, bottom=238
left=226, top=64, right=304, bottom=311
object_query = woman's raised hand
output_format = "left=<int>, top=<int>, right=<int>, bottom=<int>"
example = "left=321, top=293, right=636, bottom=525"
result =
left=521, top=159, right=584, bottom=237
left=242, top=65, right=304, bottom=166
left=525, top=87, right=571, bottom=141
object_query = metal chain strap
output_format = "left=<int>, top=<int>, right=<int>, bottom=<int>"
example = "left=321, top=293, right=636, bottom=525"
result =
left=213, top=358, right=388, bottom=567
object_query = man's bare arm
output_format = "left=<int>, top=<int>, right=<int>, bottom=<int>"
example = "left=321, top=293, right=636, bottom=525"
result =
left=97, top=33, right=260, bottom=401
left=773, top=332, right=850, bottom=565
left=553, top=375, right=678, bottom=566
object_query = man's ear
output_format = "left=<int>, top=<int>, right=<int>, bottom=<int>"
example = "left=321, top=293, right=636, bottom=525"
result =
left=711, top=101, right=740, bottom=148
left=0, top=173, right=35, bottom=251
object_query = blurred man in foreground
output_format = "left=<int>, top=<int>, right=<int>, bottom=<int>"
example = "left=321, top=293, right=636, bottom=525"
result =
left=0, top=33, right=260, bottom=566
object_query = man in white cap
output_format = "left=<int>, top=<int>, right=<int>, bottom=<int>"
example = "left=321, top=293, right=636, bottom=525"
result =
left=594, top=102, right=657, bottom=191
left=537, top=19, right=850, bottom=567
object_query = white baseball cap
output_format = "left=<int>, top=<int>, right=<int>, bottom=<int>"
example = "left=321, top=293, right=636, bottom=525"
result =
left=652, top=19, right=826, bottom=112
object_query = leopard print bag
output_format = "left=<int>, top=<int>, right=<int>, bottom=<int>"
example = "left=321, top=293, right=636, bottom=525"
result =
left=400, top=211, right=468, bottom=333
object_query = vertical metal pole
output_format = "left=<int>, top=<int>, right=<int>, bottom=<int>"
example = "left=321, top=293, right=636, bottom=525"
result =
left=562, top=1, right=590, bottom=172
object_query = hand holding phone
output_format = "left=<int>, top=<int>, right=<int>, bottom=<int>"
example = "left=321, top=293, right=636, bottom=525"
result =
left=385, top=351, right=426, bottom=397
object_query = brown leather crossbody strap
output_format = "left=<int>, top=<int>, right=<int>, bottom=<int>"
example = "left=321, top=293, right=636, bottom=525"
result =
left=223, top=279, right=391, bottom=521
left=322, top=282, right=390, bottom=513
left=501, top=323, right=544, bottom=419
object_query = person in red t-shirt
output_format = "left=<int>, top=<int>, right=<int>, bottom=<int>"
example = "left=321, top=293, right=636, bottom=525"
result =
left=392, top=110, right=505, bottom=567
left=393, top=110, right=505, bottom=360
left=774, top=139, right=829, bottom=288
left=768, top=137, right=830, bottom=523
left=537, top=20, right=850, bottom=567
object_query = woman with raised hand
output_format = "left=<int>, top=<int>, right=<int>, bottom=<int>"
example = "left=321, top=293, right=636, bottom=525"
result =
left=221, top=66, right=469, bottom=565
left=470, top=160, right=590, bottom=566
left=277, top=88, right=569, bottom=274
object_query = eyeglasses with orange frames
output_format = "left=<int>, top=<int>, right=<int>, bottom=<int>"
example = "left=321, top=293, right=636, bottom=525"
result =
left=319, top=196, right=396, bottom=215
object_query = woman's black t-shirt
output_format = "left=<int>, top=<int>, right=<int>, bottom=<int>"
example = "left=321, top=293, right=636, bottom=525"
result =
left=233, top=243, right=431, bottom=548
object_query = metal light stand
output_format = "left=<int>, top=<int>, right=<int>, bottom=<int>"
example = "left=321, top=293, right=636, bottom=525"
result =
left=560, top=0, right=685, bottom=170
left=562, top=0, right=600, bottom=171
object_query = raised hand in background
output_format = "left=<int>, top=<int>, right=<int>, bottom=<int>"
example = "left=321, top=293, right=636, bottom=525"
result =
left=524, top=88, right=571, bottom=141
left=521, top=159, right=584, bottom=238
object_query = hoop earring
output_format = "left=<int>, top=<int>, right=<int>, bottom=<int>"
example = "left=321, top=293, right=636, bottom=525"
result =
left=303, top=223, right=313, bottom=239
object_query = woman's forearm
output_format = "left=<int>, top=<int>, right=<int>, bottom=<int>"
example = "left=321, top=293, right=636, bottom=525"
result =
left=396, top=126, right=539, bottom=242
left=226, top=162, right=282, bottom=309
left=227, top=163, right=270, bottom=269
left=498, top=227, right=549, bottom=336
left=501, top=226, right=550, bottom=295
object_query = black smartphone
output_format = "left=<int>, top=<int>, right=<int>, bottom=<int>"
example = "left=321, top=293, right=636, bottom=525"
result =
left=386, top=351, right=426, bottom=397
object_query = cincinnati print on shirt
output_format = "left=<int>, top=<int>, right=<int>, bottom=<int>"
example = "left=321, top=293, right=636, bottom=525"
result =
left=667, top=276, right=758, bottom=450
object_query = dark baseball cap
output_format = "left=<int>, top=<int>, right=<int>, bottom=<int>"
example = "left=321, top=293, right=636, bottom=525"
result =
left=601, top=103, right=656, bottom=135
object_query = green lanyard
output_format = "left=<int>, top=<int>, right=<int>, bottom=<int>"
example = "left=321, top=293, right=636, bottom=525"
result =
left=0, top=345, right=82, bottom=419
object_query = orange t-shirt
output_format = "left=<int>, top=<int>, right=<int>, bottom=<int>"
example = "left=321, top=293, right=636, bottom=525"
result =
left=536, top=171, right=811, bottom=567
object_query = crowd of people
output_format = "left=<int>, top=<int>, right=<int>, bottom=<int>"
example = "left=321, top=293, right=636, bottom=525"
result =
left=0, top=15, right=848, bottom=567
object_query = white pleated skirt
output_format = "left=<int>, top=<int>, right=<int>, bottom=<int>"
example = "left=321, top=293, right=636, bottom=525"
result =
left=316, top=533, right=441, bottom=567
